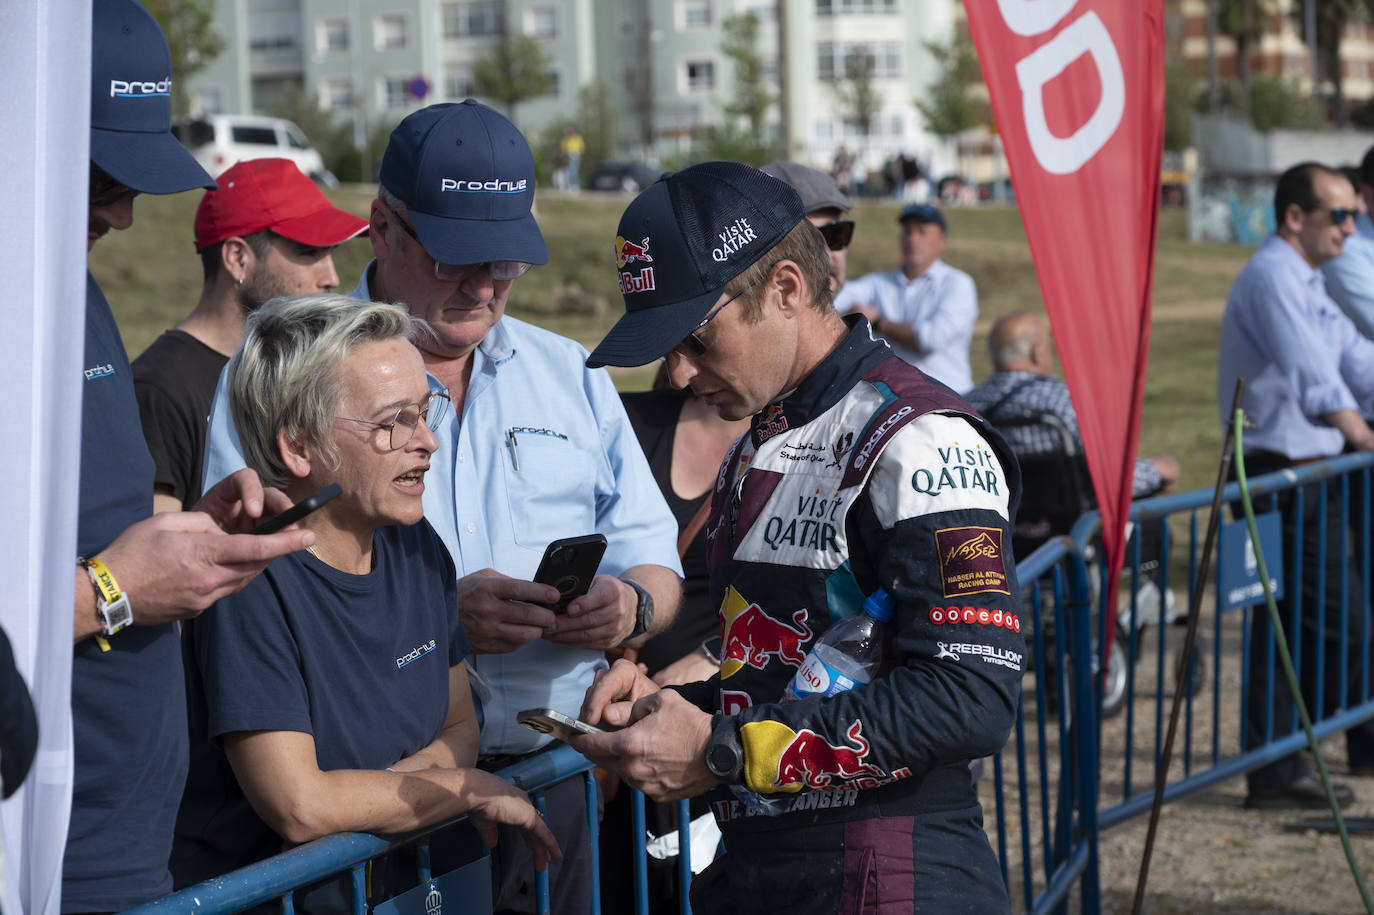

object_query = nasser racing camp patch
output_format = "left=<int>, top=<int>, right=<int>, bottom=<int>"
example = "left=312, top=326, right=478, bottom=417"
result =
left=934, top=525, right=1011, bottom=597
left=866, top=413, right=1010, bottom=527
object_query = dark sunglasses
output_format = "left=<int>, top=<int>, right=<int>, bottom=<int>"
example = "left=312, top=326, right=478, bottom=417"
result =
left=89, top=163, right=139, bottom=208
left=672, top=280, right=759, bottom=358
left=817, top=220, right=855, bottom=251
left=1325, top=207, right=1359, bottom=226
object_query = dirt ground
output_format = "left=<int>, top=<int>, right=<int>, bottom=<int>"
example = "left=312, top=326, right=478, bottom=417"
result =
left=985, top=606, right=1374, bottom=915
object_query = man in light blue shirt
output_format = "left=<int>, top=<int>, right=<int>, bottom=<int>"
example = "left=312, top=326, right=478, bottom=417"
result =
left=201, top=101, right=682, bottom=914
left=1321, top=148, right=1374, bottom=340
left=833, top=202, right=977, bottom=392
left=1217, top=161, right=1374, bottom=811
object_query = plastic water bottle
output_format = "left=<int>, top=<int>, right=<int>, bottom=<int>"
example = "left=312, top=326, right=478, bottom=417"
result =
left=729, top=587, right=895, bottom=817
left=782, top=588, right=895, bottom=703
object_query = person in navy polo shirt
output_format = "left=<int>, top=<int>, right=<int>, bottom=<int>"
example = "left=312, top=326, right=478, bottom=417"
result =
left=173, top=295, right=558, bottom=906
left=67, top=3, right=312, bottom=911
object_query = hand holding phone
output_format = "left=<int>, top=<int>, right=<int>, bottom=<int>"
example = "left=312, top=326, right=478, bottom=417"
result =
left=533, top=534, right=608, bottom=613
left=517, top=707, right=603, bottom=743
left=251, top=482, right=342, bottom=535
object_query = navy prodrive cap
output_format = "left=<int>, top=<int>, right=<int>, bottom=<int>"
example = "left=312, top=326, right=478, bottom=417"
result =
left=586, top=161, right=805, bottom=368
left=90, top=0, right=215, bottom=195
left=379, top=100, right=549, bottom=267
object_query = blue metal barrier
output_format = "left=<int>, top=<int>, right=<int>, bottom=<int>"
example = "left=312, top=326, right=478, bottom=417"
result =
left=125, top=539, right=1105, bottom=915
left=1066, top=452, right=1374, bottom=833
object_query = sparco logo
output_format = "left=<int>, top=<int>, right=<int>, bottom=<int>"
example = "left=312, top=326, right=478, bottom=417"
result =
left=110, top=78, right=171, bottom=98
left=396, top=639, right=437, bottom=669
left=441, top=178, right=528, bottom=193
left=853, top=406, right=914, bottom=470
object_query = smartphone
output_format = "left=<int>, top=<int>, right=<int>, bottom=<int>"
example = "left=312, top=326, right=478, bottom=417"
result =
left=533, top=533, right=608, bottom=613
left=517, top=707, right=603, bottom=742
left=251, top=482, right=342, bottom=535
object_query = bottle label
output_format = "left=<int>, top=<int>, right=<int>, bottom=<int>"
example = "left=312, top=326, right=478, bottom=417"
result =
left=790, top=653, right=866, bottom=699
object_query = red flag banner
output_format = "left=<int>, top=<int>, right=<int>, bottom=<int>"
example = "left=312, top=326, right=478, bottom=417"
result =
left=963, top=3, right=1164, bottom=651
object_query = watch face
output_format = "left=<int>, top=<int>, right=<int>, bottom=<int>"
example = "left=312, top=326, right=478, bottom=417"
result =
left=707, top=741, right=737, bottom=778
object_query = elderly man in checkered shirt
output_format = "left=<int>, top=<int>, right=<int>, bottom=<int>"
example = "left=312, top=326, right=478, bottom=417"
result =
left=965, top=312, right=1179, bottom=498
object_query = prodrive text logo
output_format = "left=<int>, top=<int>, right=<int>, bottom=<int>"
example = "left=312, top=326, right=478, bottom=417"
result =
left=110, top=77, right=172, bottom=98
left=396, top=639, right=437, bottom=669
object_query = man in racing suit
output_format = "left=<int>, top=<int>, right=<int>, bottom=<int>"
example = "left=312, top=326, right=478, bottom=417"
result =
left=576, top=161, right=1023, bottom=913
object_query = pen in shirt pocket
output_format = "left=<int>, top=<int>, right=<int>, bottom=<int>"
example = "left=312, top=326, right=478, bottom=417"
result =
left=506, top=428, right=520, bottom=470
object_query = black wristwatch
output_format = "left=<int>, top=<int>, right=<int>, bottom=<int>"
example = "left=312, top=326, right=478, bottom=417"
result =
left=704, top=714, right=743, bottom=783
left=622, top=579, right=654, bottom=641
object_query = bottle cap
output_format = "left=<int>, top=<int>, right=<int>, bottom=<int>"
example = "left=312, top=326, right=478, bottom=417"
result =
left=863, top=588, right=895, bottom=623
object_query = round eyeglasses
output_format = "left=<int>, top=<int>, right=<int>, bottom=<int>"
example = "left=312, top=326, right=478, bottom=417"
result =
left=338, top=389, right=451, bottom=450
left=385, top=202, right=533, bottom=283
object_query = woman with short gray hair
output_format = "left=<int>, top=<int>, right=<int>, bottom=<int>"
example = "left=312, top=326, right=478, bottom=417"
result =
left=172, top=293, right=558, bottom=907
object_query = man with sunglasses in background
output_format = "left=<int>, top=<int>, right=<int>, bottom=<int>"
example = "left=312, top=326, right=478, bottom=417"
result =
left=762, top=161, right=854, bottom=294
left=834, top=201, right=978, bottom=393
left=577, top=162, right=1022, bottom=913
left=1322, top=146, right=1374, bottom=341
left=133, top=157, right=368, bottom=513
left=69, top=2, right=314, bottom=910
left=200, top=100, right=681, bottom=914
left=1219, top=161, right=1374, bottom=810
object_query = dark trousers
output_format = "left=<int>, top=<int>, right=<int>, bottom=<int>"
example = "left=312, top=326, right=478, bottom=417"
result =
left=491, top=774, right=598, bottom=915
left=1240, top=453, right=1374, bottom=791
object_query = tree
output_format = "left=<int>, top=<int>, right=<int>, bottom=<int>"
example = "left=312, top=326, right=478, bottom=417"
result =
left=914, top=36, right=983, bottom=140
left=720, top=12, right=774, bottom=138
left=1164, top=62, right=1199, bottom=151
left=471, top=32, right=555, bottom=122
left=576, top=82, right=618, bottom=181
left=1213, top=0, right=1276, bottom=116
left=144, top=0, right=225, bottom=118
left=1292, top=0, right=1374, bottom=125
left=832, top=50, right=881, bottom=168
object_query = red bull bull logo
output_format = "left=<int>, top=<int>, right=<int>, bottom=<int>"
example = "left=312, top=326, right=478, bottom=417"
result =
left=774, top=721, right=884, bottom=789
left=756, top=403, right=789, bottom=442
left=723, top=605, right=812, bottom=670
left=614, top=235, right=654, bottom=268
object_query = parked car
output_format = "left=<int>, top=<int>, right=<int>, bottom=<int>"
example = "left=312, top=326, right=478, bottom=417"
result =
left=584, top=162, right=660, bottom=194
left=173, top=114, right=335, bottom=185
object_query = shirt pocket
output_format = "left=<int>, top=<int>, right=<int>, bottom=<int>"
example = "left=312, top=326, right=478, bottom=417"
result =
left=500, top=428, right=599, bottom=548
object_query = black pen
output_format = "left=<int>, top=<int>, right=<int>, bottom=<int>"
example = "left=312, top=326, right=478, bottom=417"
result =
left=506, top=428, right=520, bottom=470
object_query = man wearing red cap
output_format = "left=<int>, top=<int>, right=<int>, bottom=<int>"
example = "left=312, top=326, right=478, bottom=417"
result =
left=133, top=158, right=368, bottom=512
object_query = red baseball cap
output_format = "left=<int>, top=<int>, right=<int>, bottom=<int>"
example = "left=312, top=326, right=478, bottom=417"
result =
left=193, top=158, right=369, bottom=252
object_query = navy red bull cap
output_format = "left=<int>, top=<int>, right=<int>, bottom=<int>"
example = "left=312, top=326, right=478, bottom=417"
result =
left=378, top=100, right=548, bottom=267
left=586, top=161, right=805, bottom=369
left=90, top=0, right=215, bottom=195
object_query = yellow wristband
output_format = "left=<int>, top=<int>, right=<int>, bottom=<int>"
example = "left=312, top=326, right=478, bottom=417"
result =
left=80, top=556, right=132, bottom=647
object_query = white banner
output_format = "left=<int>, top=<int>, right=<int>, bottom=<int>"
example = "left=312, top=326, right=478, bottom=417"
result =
left=0, top=2, right=90, bottom=913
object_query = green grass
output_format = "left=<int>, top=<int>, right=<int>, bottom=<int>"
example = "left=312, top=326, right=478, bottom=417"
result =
left=91, top=188, right=1253, bottom=493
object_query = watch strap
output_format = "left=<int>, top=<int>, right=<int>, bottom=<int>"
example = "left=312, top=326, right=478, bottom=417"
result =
left=622, top=578, right=653, bottom=640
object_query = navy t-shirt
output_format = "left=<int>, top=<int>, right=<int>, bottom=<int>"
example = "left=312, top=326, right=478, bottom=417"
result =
left=172, top=519, right=467, bottom=884
left=65, top=274, right=184, bottom=913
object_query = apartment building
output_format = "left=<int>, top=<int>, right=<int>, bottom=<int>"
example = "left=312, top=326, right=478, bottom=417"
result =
left=186, top=0, right=963, bottom=175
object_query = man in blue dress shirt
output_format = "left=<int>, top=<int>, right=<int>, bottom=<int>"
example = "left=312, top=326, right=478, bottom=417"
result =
left=200, top=101, right=682, bottom=914
left=833, top=202, right=977, bottom=393
left=1321, top=146, right=1374, bottom=340
left=1218, top=161, right=1374, bottom=810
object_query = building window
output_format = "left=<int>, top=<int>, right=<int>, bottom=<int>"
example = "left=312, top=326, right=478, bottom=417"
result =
left=679, top=1, right=712, bottom=29
left=544, top=69, right=561, bottom=97
left=317, top=18, right=349, bottom=53
left=381, top=76, right=410, bottom=108
left=375, top=14, right=408, bottom=50
left=442, top=1, right=505, bottom=38
left=525, top=6, right=557, bottom=38
left=818, top=41, right=901, bottom=80
left=320, top=79, right=355, bottom=111
left=818, top=0, right=898, bottom=13
left=684, top=59, right=716, bottom=92
left=444, top=65, right=475, bottom=100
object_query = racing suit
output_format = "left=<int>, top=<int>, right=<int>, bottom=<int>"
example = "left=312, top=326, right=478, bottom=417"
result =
left=679, top=318, right=1023, bottom=913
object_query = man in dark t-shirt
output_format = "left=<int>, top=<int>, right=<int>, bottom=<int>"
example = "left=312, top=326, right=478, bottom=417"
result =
left=67, top=4, right=311, bottom=910
left=133, top=157, right=367, bottom=511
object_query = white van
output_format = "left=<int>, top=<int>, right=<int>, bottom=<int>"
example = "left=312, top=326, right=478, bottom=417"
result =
left=173, top=114, right=335, bottom=185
